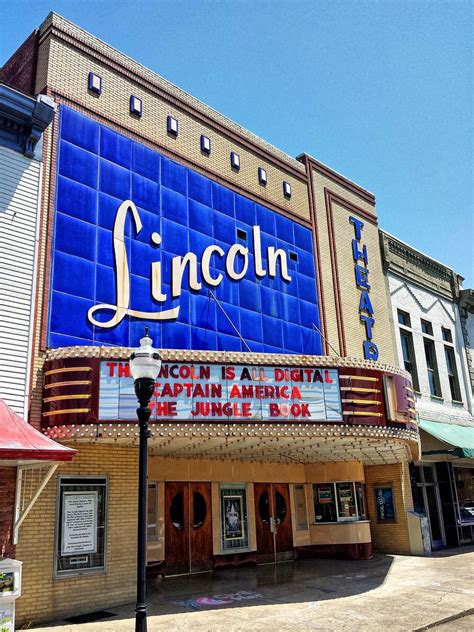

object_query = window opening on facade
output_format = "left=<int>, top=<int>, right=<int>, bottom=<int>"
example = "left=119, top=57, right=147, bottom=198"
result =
left=397, top=310, right=411, bottom=327
left=258, top=491, right=270, bottom=524
left=192, top=491, right=207, bottom=528
left=421, top=319, right=433, bottom=336
left=170, top=492, right=185, bottom=530
left=147, top=481, right=158, bottom=540
left=220, top=485, right=249, bottom=552
left=275, top=491, right=287, bottom=524
left=441, top=327, right=453, bottom=343
left=313, top=482, right=366, bottom=523
left=55, top=477, right=107, bottom=577
left=293, top=484, right=308, bottom=530
left=444, top=344, right=462, bottom=402
left=397, top=310, right=420, bottom=391
left=423, top=337, right=441, bottom=397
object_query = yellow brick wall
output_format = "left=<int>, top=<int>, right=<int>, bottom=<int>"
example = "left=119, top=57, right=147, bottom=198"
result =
left=364, top=462, right=413, bottom=555
left=15, top=444, right=138, bottom=626
left=34, top=31, right=309, bottom=222
left=311, top=168, right=397, bottom=364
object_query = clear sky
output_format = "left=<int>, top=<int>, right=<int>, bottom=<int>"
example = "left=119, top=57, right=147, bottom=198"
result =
left=2, top=0, right=472, bottom=285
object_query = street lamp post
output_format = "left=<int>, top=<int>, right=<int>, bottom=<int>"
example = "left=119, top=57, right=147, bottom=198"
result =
left=129, top=328, right=161, bottom=632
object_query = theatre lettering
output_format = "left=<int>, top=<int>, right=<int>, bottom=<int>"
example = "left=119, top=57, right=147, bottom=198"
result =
left=100, top=362, right=342, bottom=422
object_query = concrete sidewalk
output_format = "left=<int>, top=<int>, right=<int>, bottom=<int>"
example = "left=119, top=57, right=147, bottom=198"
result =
left=28, top=547, right=474, bottom=631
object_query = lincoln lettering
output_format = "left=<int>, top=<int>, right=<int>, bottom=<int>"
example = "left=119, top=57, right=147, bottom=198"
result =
left=88, top=200, right=292, bottom=328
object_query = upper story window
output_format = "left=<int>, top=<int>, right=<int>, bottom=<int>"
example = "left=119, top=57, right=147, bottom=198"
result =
left=421, top=319, right=433, bottom=336
left=398, top=310, right=411, bottom=327
left=423, top=336, right=441, bottom=397
left=397, top=309, right=419, bottom=391
left=442, top=327, right=453, bottom=343
left=442, top=330, right=462, bottom=402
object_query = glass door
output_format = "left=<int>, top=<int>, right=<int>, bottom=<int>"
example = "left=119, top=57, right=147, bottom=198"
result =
left=415, top=465, right=446, bottom=550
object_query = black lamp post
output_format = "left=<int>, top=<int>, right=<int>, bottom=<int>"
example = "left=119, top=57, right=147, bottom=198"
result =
left=129, top=328, right=161, bottom=632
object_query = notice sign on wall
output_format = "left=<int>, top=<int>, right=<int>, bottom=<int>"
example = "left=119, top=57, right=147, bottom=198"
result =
left=61, top=492, right=98, bottom=555
left=99, top=362, right=342, bottom=422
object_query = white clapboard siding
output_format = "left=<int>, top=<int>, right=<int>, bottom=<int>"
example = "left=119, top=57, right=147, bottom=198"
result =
left=0, top=146, right=42, bottom=417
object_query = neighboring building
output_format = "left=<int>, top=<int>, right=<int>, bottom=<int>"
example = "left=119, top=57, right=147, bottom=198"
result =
left=0, top=83, right=76, bottom=630
left=459, top=289, right=474, bottom=395
left=0, top=83, right=55, bottom=417
left=1, top=13, right=422, bottom=626
left=381, top=230, right=474, bottom=551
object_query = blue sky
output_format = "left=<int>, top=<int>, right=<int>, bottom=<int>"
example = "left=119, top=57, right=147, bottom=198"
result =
left=2, top=0, right=472, bottom=285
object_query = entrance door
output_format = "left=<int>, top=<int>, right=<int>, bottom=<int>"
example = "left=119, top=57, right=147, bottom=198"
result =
left=165, top=482, right=213, bottom=574
left=413, top=465, right=446, bottom=550
left=254, top=483, right=293, bottom=564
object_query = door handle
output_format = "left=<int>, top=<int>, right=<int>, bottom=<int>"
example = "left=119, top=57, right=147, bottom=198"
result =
left=270, top=517, right=277, bottom=533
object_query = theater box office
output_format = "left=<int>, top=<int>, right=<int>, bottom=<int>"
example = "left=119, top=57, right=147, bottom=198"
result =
left=2, top=13, right=421, bottom=625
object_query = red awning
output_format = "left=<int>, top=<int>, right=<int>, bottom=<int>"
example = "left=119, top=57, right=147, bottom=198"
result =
left=0, top=400, right=76, bottom=461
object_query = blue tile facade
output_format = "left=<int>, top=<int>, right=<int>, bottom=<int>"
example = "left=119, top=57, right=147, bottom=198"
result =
left=48, top=106, right=322, bottom=354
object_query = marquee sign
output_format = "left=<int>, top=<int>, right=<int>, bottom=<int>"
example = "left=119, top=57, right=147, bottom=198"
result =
left=48, top=106, right=323, bottom=356
left=99, top=361, right=342, bottom=422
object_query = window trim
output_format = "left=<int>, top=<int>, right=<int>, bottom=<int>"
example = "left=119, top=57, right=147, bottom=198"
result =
left=54, top=475, right=108, bottom=579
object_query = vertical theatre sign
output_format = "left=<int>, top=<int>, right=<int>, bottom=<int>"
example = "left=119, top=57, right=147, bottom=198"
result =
left=349, top=216, right=378, bottom=361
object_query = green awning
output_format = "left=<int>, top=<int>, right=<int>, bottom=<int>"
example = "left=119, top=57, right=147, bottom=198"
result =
left=419, top=419, right=474, bottom=459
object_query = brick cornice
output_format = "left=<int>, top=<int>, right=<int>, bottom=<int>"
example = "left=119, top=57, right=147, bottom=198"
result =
left=38, top=16, right=307, bottom=182
left=298, top=153, right=376, bottom=206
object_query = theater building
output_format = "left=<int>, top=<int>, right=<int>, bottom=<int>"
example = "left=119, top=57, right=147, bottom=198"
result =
left=2, top=13, right=421, bottom=625
left=381, top=231, right=474, bottom=551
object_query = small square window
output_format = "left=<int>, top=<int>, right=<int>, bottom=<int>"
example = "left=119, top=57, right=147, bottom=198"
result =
left=289, top=251, right=298, bottom=262
left=283, top=181, right=292, bottom=198
left=167, top=115, right=178, bottom=136
left=397, top=310, right=411, bottom=327
left=236, top=228, right=247, bottom=241
left=201, top=135, right=211, bottom=154
left=421, top=319, right=433, bottom=336
left=258, top=167, right=267, bottom=185
left=130, top=95, right=142, bottom=116
left=442, top=327, right=453, bottom=343
left=230, top=151, right=240, bottom=171
left=88, top=72, right=102, bottom=95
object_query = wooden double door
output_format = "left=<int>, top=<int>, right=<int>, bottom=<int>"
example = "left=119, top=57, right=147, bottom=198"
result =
left=165, top=481, right=213, bottom=575
left=254, top=483, right=294, bottom=563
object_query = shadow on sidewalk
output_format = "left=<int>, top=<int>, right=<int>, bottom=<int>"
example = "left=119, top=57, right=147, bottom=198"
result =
left=32, top=554, right=398, bottom=627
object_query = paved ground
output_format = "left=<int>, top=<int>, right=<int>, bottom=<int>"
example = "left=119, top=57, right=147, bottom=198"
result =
left=28, top=547, right=474, bottom=631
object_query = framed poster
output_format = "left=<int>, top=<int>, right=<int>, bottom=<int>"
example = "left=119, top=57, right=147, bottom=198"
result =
left=338, top=484, right=353, bottom=500
left=61, top=491, right=98, bottom=555
left=223, top=495, right=244, bottom=541
left=0, top=572, right=14, bottom=594
left=374, top=486, right=396, bottom=522
left=318, top=486, right=333, bottom=504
